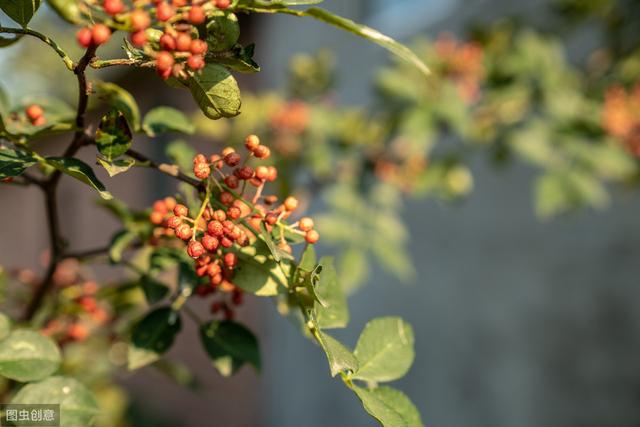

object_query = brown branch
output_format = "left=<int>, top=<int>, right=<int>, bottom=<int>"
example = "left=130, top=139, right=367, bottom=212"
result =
left=126, top=149, right=204, bottom=189
left=22, top=46, right=98, bottom=322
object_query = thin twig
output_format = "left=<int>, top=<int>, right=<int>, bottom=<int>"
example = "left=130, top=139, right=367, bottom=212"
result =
left=126, top=149, right=204, bottom=189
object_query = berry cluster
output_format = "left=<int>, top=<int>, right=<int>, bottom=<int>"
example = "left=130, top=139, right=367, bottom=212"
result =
left=148, top=135, right=319, bottom=318
left=76, top=0, right=231, bottom=79
left=25, top=104, right=46, bottom=126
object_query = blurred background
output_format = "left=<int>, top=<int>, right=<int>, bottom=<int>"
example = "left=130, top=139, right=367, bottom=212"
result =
left=2, top=0, right=640, bottom=426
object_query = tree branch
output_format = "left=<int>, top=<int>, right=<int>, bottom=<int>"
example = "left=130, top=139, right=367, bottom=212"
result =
left=22, top=46, right=98, bottom=321
left=126, top=149, right=204, bottom=189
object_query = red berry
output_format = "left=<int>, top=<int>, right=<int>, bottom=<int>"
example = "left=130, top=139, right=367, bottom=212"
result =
left=130, top=9, right=151, bottom=31
left=176, top=224, right=193, bottom=240
left=187, top=240, right=206, bottom=258
left=207, top=220, right=224, bottom=237
left=190, top=39, right=208, bottom=55
left=222, top=147, right=236, bottom=156
left=224, top=152, right=241, bottom=167
left=265, top=213, right=278, bottom=225
left=227, top=206, right=241, bottom=220
left=220, top=237, right=233, bottom=248
left=188, top=5, right=206, bottom=24
left=284, top=196, right=298, bottom=212
left=150, top=211, right=165, bottom=225
left=207, top=263, right=221, bottom=276
left=76, top=27, right=93, bottom=48
left=67, top=324, right=88, bottom=341
left=202, top=234, right=219, bottom=251
left=174, top=204, right=189, bottom=217
left=159, top=34, right=176, bottom=50
left=167, top=215, right=182, bottom=229
left=175, top=33, right=192, bottom=52
left=91, top=24, right=111, bottom=46
left=156, top=2, right=175, bottom=21
left=194, top=162, right=211, bottom=179
left=216, top=0, right=230, bottom=9
left=299, top=217, right=314, bottom=232
left=213, top=210, right=226, bottom=221
left=130, top=30, right=147, bottom=47
left=255, top=165, right=269, bottom=181
left=158, top=66, right=172, bottom=80
left=245, top=134, right=260, bottom=151
left=193, top=153, right=207, bottom=164
left=224, top=252, right=237, bottom=268
left=220, top=192, right=234, bottom=205
left=31, top=116, right=46, bottom=126
left=156, top=51, right=175, bottom=72
left=187, top=54, right=205, bottom=70
left=267, top=166, right=278, bottom=182
left=103, top=0, right=125, bottom=15
left=224, top=175, right=239, bottom=189
left=253, top=145, right=270, bottom=159
left=235, top=166, right=254, bottom=180
left=25, top=104, right=43, bottom=121
left=305, top=229, right=320, bottom=244
left=164, top=197, right=177, bottom=210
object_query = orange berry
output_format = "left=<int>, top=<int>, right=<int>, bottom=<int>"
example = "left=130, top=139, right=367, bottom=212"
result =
left=305, top=229, right=320, bottom=244
left=25, top=104, right=43, bottom=121
left=299, top=217, right=314, bottom=232
left=283, top=196, right=298, bottom=211
left=91, top=24, right=111, bottom=46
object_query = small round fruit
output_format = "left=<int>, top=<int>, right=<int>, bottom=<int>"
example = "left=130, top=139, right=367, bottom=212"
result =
left=299, top=217, right=314, bottom=232
left=25, top=104, right=43, bottom=121
left=131, top=30, right=147, bottom=47
left=245, top=134, right=260, bottom=151
left=283, top=196, right=298, bottom=212
left=159, top=34, right=176, bottom=50
left=187, top=54, right=205, bottom=70
left=76, top=27, right=93, bottom=48
left=156, top=2, right=175, bottom=21
left=130, top=9, right=151, bottom=31
left=174, top=204, right=189, bottom=217
left=91, top=24, right=111, bottom=45
left=188, top=5, right=206, bottom=24
left=187, top=240, right=206, bottom=258
left=305, top=229, right=320, bottom=244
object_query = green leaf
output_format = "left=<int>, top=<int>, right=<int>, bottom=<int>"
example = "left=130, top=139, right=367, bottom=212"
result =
left=142, top=107, right=195, bottom=137
left=200, top=320, right=260, bottom=376
left=108, top=229, right=137, bottom=263
left=128, top=307, right=181, bottom=370
left=352, top=317, right=414, bottom=383
left=140, top=275, right=170, bottom=304
left=45, top=0, right=85, bottom=23
left=314, top=257, right=348, bottom=329
left=0, top=330, right=61, bottom=382
left=205, top=11, right=240, bottom=52
left=210, top=43, right=261, bottom=73
left=12, top=376, right=99, bottom=427
left=0, top=147, right=37, bottom=179
left=165, top=139, right=196, bottom=172
left=5, top=97, right=74, bottom=136
left=353, top=385, right=424, bottom=427
left=95, top=110, right=133, bottom=161
left=46, top=157, right=112, bottom=200
left=95, top=82, right=141, bottom=131
left=233, top=240, right=290, bottom=296
left=0, top=312, right=11, bottom=341
left=316, top=330, right=358, bottom=377
left=298, top=244, right=317, bottom=271
left=1, top=0, right=41, bottom=27
left=176, top=64, right=241, bottom=120
left=97, top=157, right=135, bottom=177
